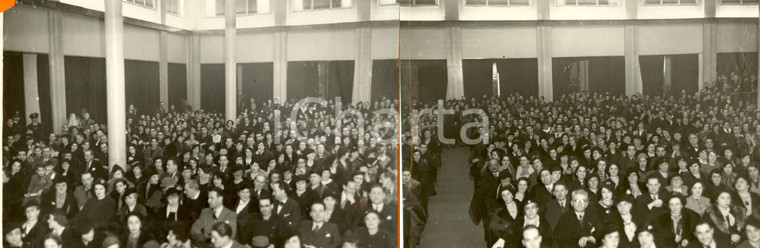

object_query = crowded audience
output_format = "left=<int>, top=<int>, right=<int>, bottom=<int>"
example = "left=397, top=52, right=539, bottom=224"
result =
left=3, top=96, right=399, bottom=248
left=403, top=74, right=760, bottom=248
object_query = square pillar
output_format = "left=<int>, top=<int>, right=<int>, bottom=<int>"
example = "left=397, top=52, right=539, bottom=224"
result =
left=23, top=54, right=40, bottom=123
left=105, top=0, right=127, bottom=172
left=537, top=25, right=553, bottom=102
left=625, top=25, right=643, bottom=95
left=702, top=22, right=717, bottom=91
left=445, top=26, right=464, bottom=100
left=224, top=0, right=237, bottom=121
left=48, top=10, right=67, bottom=133
left=352, top=27, right=372, bottom=104
left=273, top=31, right=288, bottom=102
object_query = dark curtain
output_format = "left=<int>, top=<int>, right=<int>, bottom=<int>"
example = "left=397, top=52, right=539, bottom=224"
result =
left=588, top=56, right=625, bottom=96
left=640, top=55, right=665, bottom=96
left=168, top=63, right=187, bottom=112
left=462, top=59, right=495, bottom=99
left=200, top=64, right=225, bottom=114
left=64, top=56, right=107, bottom=124
left=499, top=58, right=538, bottom=97
left=37, top=54, right=52, bottom=134
left=3, top=52, right=25, bottom=125
left=287, top=61, right=319, bottom=100
left=240, top=62, right=273, bottom=105
left=371, top=60, right=399, bottom=103
left=717, top=52, right=758, bottom=78
left=326, top=61, right=354, bottom=104
left=671, top=54, right=699, bottom=95
left=408, top=60, right=447, bottom=104
left=125, top=60, right=160, bottom=117
left=552, top=57, right=576, bottom=98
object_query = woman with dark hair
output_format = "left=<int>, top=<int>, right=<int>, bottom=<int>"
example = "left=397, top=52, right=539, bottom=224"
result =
left=703, top=189, right=747, bottom=246
left=41, top=177, right=79, bottom=219
left=685, top=181, right=710, bottom=216
left=567, top=165, right=588, bottom=192
left=681, top=162, right=705, bottom=189
left=76, top=178, right=116, bottom=229
left=597, top=223, right=621, bottom=248
left=160, top=225, right=191, bottom=248
left=705, top=168, right=728, bottom=199
left=57, top=159, right=78, bottom=187
left=732, top=176, right=760, bottom=218
left=350, top=211, right=395, bottom=248
left=42, top=233, right=63, bottom=248
left=585, top=173, right=601, bottom=203
left=608, top=195, right=641, bottom=248
left=514, top=177, right=529, bottom=204
left=120, top=213, right=155, bottom=248
left=589, top=182, right=617, bottom=219
left=488, top=186, right=521, bottom=248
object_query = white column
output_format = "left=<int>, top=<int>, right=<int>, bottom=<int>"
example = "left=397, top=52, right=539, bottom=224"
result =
left=445, top=26, right=464, bottom=100
left=105, top=0, right=127, bottom=173
left=23, top=54, right=41, bottom=123
left=273, top=31, right=288, bottom=102
left=702, top=22, right=717, bottom=91
left=48, top=10, right=67, bottom=133
left=625, top=25, right=643, bottom=95
left=187, top=34, right=201, bottom=110
left=352, top=27, right=372, bottom=104
left=160, top=31, right=169, bottom=111
left=224, top=0, right=237, bottom=121
left=537, top=25, right=553, bottom=102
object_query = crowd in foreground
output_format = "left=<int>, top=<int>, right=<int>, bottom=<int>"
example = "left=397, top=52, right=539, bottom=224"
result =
left=3, top=97, right=400, bottom=248
left=403, top=76, right=760, bottom=248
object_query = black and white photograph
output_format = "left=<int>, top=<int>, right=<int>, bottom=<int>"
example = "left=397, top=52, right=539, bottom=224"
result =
left=399, top=1, right=760, bottom=248
left=2, top=1, right=401, bottom=248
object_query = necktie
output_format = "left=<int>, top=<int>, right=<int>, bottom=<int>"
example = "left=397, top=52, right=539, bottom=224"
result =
left=560, top=201, right=565, bottom=209
left=578, top=214, right=584, bottom=229
left=313, top=224, right=321, bottom=231
left=168, top=212, right=177, bottom=221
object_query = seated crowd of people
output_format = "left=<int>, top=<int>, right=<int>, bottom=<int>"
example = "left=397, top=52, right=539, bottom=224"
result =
left=3, top=97, right=400, bottom=248
left=403, top=78, right=760, bottom=248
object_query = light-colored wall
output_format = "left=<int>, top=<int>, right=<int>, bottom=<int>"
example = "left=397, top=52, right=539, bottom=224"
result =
left=716, top=22, right=758, bottom=53
left=461, top=26, right=537, bottom=59
left=5, top=6, right=186, bottom=63
left=399, top=28, right=446, bottom=59
left=4, top=5, right=49, bottom=54
left=552, top=25, right=625, bottom=57
left=287, top=29, right=356, bottom=61
left=200, top=34, right=224, bottom=64
left=371, top=27, right=399, bottom=60
left=236, top=31, right=275, bottom=63
left=638, top=24, right=703, bottom=55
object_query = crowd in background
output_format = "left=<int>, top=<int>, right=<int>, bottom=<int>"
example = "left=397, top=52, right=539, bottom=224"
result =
left=403, top=74, right=760, bottom=248
left=3, top=96, right=400, bottom=248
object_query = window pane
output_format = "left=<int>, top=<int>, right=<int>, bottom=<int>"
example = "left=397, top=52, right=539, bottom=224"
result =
left=466, top=0, right=487, bottom=5
left=680, top=0, right=698, bottom=3
left=644, top=0, right=661, bottom=3
left=721, top=0, right=742, bottom=3
left=146, top=0, right=154, bottom=7
left=557, top=0, right=577, bottom=5
left=216, top=0, right=225, bottom=15
left=489, top=0, right=509, bottom=5
left=313, top=0, right=330, bottom=9
left=398, top=0, right=412, bottom=6
left=248, top=0, right=257, bottom=13
left=510, top=0, right=530, bottom=5
left=578, top=0, right=596, bottom=5
left=662, top=0, right=678, bottom=4
left=236, top=0, right=246, bottom=13
left=414, top=0, right=438, bottom=5
left=743, top=0, right=758, bottom=3
left=332, top=0, right=342, bottom=8
left=135, top=0, right=145, bottom=5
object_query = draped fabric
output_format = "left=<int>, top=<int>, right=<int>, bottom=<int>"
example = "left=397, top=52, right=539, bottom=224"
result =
left=240, top=62, right=273, bottom=105
left=287, top=61, right=320, bottom=101
left=37, top=54, right=53, bottom=134
left=65, top=56, right=107, bottom=124
left=401, top=60, right=447, bottom=104
left=462, top=59, right=539, bottom=99
left=326, top=61, right=354, bottom=104
left=588, top=57, right=625, bottom=96
left=640, top=55, right=665, bottom=96
left=201, top=64, right=225, bottom=114
left=670, top=54, right=699, bottom=95
left=717, top=52, right=758, bottom=78
left=168, top=63, right=188, bottom=112
left=125, top=60, right=160, bottom=117
left=3, top=52, right=25, bottom=124
left=553, top=56, right=625, bottom=98
left=371, top=60, right=399, bottom=103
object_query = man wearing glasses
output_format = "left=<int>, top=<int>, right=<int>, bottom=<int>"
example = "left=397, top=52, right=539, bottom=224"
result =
left=555, top=189, right=601, bottom=248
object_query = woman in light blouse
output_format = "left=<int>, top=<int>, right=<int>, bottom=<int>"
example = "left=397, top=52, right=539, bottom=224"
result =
left=685, top=181, right=710, bottom=216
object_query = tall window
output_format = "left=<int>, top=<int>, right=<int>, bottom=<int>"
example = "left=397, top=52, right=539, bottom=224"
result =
left=296, top=0, right=352, bottom=10
left=166, top=0, right=181, bottom=15
left=124, top=0, right=156, bottom=9
left=720, top=0, right=758, bottom=4
left=399, top=0, right=438, bottom=6
left=215, top=0, right=269, bottom=16
left=466, top=0, right=530, bottom=6
left=556, top=0, right=619, bottom=5
left=644, top=0, right=697, bottom=4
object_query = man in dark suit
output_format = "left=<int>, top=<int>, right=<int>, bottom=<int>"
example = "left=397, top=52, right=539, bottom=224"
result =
left=354, top=184, right=397, bottom=235
left=233, top=182, right=256, bottom=232
left=529, top=169, right=555, bottom=206
left=688, top=221, right=731, bottom=248
left=46, top=213, right=76, bottom=248
left=183, top=180, right=208, bottom=223
left=190, top=187, right=237, bottom=244
left=473, top=159, right=501, bottom=245
left=298, top=202, right=341, bottom=248
left=309, top=170, right=328, bottom=200
left=21, top=201, right=48, bottom=248
left=291, top=175, right=317, bottom=218
left=209, top=222, right=247, bottom=248
left=239, top=196, right=283, bottom=247
left=143, top=138, right=164, bottom=166
left=543, top=182, right=570, bottom=231
left=555, top=189, right=601, bottom=248
left=635, top=174, right=671, bottom=224
left=83, top=151, right=106, bottom=180
left=272, top=180, right=301, bottom=229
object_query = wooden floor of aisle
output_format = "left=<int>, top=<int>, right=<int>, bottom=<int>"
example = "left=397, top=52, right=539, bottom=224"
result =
left=418, top=147, right=486, bottom=248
